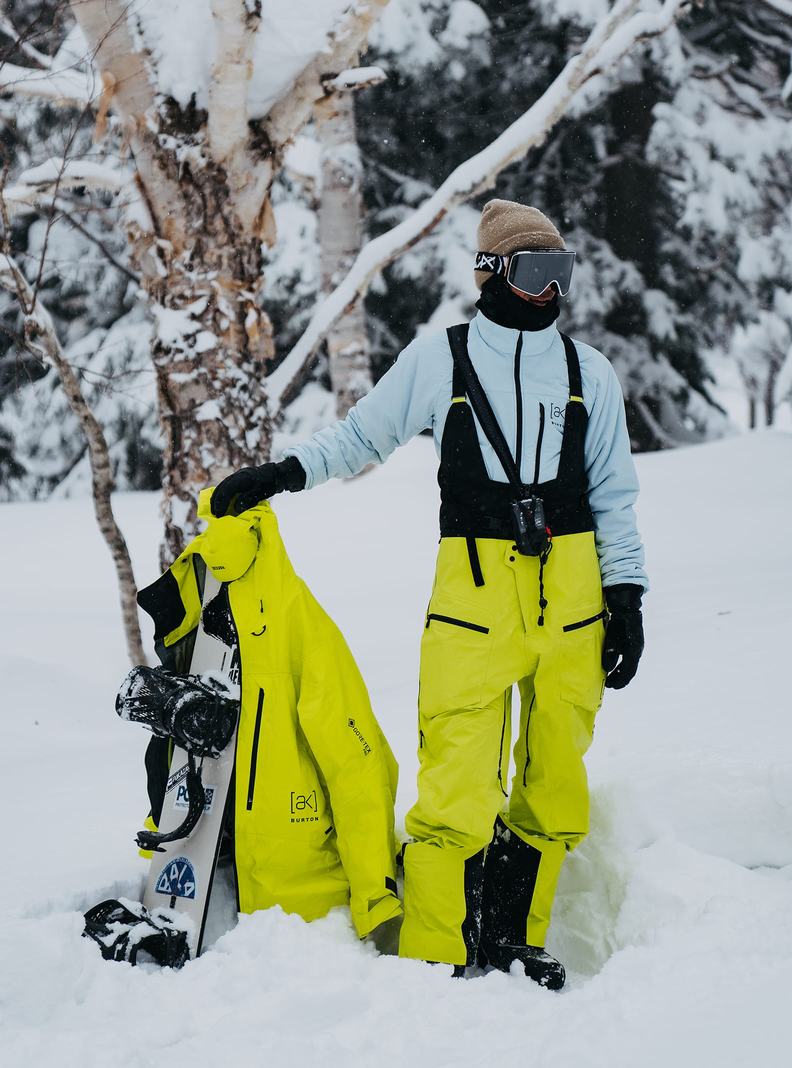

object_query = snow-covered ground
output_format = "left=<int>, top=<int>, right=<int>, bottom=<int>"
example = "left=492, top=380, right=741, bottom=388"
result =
left=1, top=431, right=791, bottom=1067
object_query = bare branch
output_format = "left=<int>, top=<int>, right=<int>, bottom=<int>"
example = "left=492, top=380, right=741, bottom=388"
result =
left=0, top=250, right=145, bottom=665
left=270, top=0, right=689, bottom=411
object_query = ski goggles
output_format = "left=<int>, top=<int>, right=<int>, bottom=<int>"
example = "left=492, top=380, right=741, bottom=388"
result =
left=474, top=249, right=576, bottom=297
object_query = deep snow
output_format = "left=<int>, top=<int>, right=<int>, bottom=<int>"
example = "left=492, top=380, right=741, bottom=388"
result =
left=1, top=431, right=791, bottom=1067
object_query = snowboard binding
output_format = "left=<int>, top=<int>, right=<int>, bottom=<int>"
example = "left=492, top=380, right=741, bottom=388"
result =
left=116, top=666, right=238, bottom=758
left=116, top=666, right=239, bottom=852
left=82, top=898, right=190, bottom=968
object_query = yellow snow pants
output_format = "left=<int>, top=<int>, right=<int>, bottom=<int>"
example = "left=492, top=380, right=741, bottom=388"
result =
left=399, top=534, right=606, bottom=966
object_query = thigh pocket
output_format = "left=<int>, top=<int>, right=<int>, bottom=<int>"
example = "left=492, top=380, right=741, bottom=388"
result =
left=419, top=601, right=493, bottom=716
left=559, top=610, right=606, bottom=714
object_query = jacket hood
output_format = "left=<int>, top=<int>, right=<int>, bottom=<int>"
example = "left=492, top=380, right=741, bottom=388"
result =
left=196, top=488, right=263, bottom=582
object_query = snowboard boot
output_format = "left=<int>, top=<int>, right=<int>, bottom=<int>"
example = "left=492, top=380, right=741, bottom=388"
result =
left=478, top=817, right=566, bottom=990
left=477, top=942, right=565, bottom=990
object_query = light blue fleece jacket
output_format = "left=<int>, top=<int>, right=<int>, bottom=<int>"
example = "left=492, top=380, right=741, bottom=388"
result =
left=285, top=312, right=648, bottom=590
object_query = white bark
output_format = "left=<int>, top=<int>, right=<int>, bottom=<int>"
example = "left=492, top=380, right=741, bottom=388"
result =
left=70, top=0, right=186, bottom=247
left=269, top=0, right=689, bottom=410
left=208, top=0, right=260, bottom=168
left=0, top=253, right=145, bottom=667
left=316, top=71, right=373, bottom=417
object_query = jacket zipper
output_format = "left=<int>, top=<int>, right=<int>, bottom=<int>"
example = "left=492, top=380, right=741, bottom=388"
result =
left=425, top=613, right=489, bottom=634
left=514, top=333, right=524, bottom=476
left=563, top=609, right=608, bottom=633
left=246, top=688, right=264, bottom=810
left=533, top=402, right=545, bottom=487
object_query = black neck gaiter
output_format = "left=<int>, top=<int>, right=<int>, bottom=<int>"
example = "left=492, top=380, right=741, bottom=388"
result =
left=475, top=275, right=560, bottom=331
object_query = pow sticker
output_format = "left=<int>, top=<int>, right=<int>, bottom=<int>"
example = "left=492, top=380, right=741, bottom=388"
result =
left=174, top=783, right=216, bottom=813
left=155, top=856, right=197, bottom=900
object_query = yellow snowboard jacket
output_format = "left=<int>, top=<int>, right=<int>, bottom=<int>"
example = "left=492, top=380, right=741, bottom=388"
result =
left=139, top=490, right=402, bottom=938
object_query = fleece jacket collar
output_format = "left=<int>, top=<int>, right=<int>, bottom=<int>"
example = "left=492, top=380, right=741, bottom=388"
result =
left=471, top=310, right=559, bottom=359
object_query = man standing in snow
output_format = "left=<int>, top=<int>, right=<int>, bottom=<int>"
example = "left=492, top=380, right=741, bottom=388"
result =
left=212, top=200, right=647, bottom=988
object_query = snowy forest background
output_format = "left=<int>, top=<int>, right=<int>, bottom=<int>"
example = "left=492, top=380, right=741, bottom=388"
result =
left=1, top=0, right=791, bottom=529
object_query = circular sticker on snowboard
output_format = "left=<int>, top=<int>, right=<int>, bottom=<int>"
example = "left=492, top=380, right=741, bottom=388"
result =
left=155, top=856, right=197, bottom=900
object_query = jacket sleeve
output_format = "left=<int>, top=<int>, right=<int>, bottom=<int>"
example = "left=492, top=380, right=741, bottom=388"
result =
left=283, top=336, right=444, bottom=489
left=584, top=359, right=649, bottom=590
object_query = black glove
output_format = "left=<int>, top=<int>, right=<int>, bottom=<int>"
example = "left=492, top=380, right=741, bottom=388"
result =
left=210, top=456, right=306, bottom=517
left=602, top=584, right=645, bottom=690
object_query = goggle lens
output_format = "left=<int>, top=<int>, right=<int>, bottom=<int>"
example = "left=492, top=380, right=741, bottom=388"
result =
left=507, top=250, right=575, bottom=297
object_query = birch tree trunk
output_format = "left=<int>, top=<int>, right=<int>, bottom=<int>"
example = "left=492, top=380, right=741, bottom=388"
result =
left=67, top=0, right=387, bottom=565
left=316, top=78, right=373, bottom=417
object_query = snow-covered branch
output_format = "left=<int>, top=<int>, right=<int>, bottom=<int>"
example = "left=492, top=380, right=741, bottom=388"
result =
left=0, top=251, right=144, bottom=666
left=265, top=0, right=391, bottom=147
left=208, top=0, right=261, bottom=166
left=322, top=66, right=387, bottom=93
left=268, top=0, right=688, bottom=410
left=0, top=60, right=94, bottom=104
left=759, top=0, right=792, bottom=18
left=7, top=157, right=130, bottom=199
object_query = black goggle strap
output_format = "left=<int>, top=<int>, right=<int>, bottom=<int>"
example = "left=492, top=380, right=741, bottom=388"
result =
left=474, top=251, right=509, bottom=276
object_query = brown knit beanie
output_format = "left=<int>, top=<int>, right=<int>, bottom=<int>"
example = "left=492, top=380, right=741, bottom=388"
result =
left=474, top=199, right=566, bottom=289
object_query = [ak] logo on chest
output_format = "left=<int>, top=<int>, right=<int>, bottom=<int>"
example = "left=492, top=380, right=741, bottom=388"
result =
left=290, top=789, right=319, bottom=822
left=549, top=402, right=565, bottom=433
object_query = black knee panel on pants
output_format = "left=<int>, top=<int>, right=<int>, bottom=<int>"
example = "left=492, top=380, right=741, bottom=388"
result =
left=480, top=817, right=541, bottom=949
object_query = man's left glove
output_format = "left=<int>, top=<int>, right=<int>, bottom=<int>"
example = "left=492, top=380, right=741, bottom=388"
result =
left=211, top=456, right=306, bottom=517
left=602, top=584, right=645, bottom=690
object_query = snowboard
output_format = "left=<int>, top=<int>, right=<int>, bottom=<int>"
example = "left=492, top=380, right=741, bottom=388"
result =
left=141, top=570, right=239, bottom=958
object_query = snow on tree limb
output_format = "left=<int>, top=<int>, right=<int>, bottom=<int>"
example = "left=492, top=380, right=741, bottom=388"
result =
left=208, top=0, right=261, bottom=167
left=265, top=0, right=391, bottom=147
left=760, top=0, right=792, bottom=18
left=0, top=60, right=95, bottom=104
left=268, top=0, right=689, bottom=411
left=0, top=251, right=145, bottom=666
left=323, top=66, right=387, bottom=93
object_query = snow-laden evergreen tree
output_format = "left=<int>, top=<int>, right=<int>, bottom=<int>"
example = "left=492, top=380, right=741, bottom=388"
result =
left=357, top=0, right=792, bottom=446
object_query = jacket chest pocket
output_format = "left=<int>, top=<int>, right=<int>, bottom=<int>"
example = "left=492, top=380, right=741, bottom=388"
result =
left=419, top=602, right=493, bottom=716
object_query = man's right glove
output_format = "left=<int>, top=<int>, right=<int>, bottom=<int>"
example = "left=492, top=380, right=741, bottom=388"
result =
left=210, top=455, right=306, bottom=517
left=602, top=583, right=645, bottom=690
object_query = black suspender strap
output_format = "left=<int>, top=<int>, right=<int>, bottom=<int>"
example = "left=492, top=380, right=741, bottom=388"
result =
left=465, top=536, right=485, bottom=587
left=446, top=325, right=523, bottom=491
left=559, top=332, right=583, bottom=402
